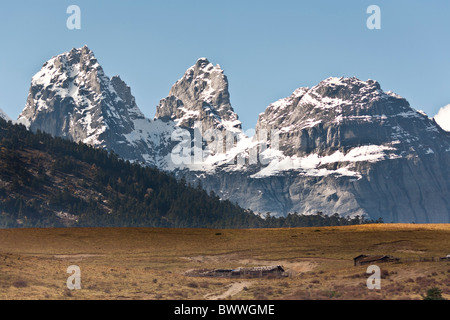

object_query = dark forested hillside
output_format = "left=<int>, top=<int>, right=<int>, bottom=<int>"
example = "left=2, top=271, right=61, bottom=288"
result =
left=0, top=118, right=377, bottom=228
left=0, top=118, right=260, bottom=228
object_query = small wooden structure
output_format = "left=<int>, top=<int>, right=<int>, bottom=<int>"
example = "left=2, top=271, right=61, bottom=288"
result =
left=231, top=265, right=286, bottom=278
left=354, top=254, right=400, bottom=266
left=187, top=265, right=286, bottom=278
left=440, top=254, right=450, bottom=261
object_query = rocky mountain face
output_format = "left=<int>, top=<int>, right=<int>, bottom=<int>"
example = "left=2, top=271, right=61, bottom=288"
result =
left=155, top=58, right=242, bottom=133
left=172, top=76, right=450, bottom=223
left=153, top=58, right=249, bottom=171
left=256, top=77, right=450, bottom=168
left=17, top=46, right=174, bottom=167
left=17, top=47, right=450, bottom=223
left=211, top=77, right=450, bottom=222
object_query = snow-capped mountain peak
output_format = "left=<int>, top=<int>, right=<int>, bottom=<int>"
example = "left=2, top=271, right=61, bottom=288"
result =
left=16, top=46, right=171, bottom=165
left=155, top=57, right=242, bottom=133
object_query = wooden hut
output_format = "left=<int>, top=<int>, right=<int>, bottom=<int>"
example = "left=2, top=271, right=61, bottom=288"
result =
left=231, top=265, right=285, bottom=278
left=440, top=254, right=450, bottom=261
left=354, top=254, right=399, bottom=266
left=188, top=265, right=286, bottom=278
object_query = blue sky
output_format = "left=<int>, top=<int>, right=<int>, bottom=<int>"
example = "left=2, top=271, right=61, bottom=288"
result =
left=0, top=0, right=449, bottom=129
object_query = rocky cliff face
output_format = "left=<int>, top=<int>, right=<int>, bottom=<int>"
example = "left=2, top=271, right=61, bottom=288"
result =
left=186, top=77, right=450, bottom=222
left=255, top=77, right=450, bottom=173
left=17, top=48, right=450, bottom=222
left=154, top=58, right=247, bottom=170
left=256, top=78, right=406, bottom=156
left=155, top=58, right=242, bottom=133
left=17, top=46, right=175, bottom=166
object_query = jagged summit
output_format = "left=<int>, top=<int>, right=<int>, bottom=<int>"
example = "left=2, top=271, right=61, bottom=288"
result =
left=194, top=57, right=215, bottom=68
left=18, top=46, right=146, bottom=143
left=256, top=77, right=424, bottom=157
left=155, top=57, right=242, bottom=133
left=303, top=76, right=405, bottom=114
left=16, top=46, right=169, bottom=165
left=256, top=77, right=397, bottom=130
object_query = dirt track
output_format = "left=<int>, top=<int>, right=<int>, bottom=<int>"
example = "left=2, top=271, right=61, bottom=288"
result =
left=204, top=281, right=252, bottom=300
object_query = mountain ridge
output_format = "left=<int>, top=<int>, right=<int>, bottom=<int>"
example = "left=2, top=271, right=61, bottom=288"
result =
left=15, top=47, right=450, bottom=223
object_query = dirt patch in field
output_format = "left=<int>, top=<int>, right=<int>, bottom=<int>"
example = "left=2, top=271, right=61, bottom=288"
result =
left=368, top=240, right=420, bottom=252
left=396, top=249, right=427, bottom=254
left=204, top=281, right=251, bottom=300
left=52, top=254, right=104, bottom=261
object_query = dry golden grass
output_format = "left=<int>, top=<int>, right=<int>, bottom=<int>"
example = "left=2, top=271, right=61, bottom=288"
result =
left=0, top=224, right=449, bottom=300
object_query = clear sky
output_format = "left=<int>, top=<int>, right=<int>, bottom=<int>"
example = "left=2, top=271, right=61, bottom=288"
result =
left=0, top=0, right=449, bottom=130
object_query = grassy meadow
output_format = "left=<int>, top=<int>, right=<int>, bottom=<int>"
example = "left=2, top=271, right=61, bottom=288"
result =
left=0, top=224, right=449, bottom=300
